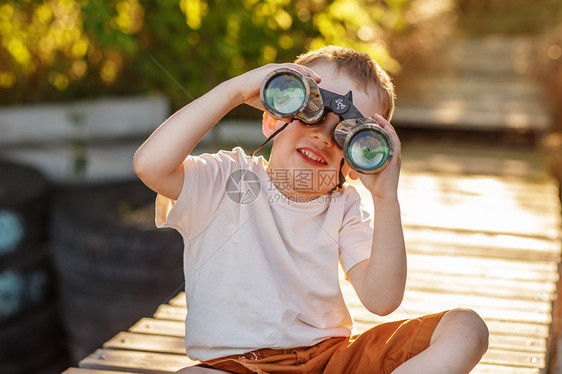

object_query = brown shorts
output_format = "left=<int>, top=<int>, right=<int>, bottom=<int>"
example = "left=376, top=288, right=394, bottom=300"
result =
left=199, top=311, right=446, bottom=374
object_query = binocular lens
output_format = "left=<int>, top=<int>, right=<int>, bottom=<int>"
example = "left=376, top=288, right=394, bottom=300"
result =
left=264, top=73, right=306, bottom=115
left=347, top=130, right=390, bottom=171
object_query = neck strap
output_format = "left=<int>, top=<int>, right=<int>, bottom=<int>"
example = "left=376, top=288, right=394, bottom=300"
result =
left=250, top=121, right=291, bottom=157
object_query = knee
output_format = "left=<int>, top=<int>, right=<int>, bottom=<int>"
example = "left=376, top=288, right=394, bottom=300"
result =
left=442, top=308, right=489, bottom=356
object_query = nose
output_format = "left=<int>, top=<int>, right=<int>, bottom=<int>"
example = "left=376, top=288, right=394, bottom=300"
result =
left=311, top=114, right=339, bottom=147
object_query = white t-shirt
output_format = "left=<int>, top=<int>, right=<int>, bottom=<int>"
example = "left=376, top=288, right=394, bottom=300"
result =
left=156, top=147, right=373, bottom=361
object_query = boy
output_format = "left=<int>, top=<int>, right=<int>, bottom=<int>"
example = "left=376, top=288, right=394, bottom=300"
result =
left=133, top=46, right=488, bottom=373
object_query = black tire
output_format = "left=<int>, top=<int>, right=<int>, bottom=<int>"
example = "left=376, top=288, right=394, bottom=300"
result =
left=0, top=159, right=68, bottom=373
left=0, top=303, right=69, bottom=374
left=0, top=161, right=54, bottom=322
left=0, top=160, right=50, bottom=269
left=50, top=180, right=184, bottom=362
left=0, top=249, right=55, bottom=323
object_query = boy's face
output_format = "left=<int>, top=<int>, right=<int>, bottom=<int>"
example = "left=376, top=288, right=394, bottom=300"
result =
left=265, top=62, right=383, bottom=197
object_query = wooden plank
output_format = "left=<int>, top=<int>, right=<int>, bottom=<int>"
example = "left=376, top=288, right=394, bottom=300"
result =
left=481, top=348, right=544, bottom=368
left=400, top=179, right=559, bottom=209
left=480, top=320, right=550, bottom=340
left=168, top=293, right=185, bottom=306
left=404, top=254, right=559, bottom=283
left=404, top=227, right=561, bottom=262
left=104, top=332, right=186, bottom=355
left=129, top=318, right=184, bottom=337
left=400, top=199, right=559, bottom=241
left=405, top=271, right=556, bottom=302
left=153, top=304, right=186, bottom=321
left=486, top=334, right=545, bottom=354
left=405, top=238, right=560, bottom=263
left=355, top=178, right=561, bottom=240
left=389, top=169, right=557, bottom=195
left=471, top=363, right=540, bottom=374
left=399, top=290, right=552, bottom=315
left=79, top=349, right=196, bottom=373
left=63, top=369, right=144, bottom=374
left=350, top=304, right=551, bottom=328
left=399, top=173, right=558, bottom=206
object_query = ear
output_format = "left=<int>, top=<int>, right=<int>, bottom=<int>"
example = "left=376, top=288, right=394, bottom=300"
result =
left=262, top=112, right=281, bottom=137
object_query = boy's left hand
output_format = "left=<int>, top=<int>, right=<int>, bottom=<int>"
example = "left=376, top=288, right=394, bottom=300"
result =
left=350, top=114, right=401, bottom=201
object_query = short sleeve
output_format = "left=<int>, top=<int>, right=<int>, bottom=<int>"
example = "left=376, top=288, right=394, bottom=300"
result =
left=155, top=148, right=249, bottom=238
left=338, top=186, right=373, bottom=274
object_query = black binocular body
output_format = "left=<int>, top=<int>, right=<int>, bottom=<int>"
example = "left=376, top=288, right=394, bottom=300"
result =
left=259, top=68, right=393, bottom=174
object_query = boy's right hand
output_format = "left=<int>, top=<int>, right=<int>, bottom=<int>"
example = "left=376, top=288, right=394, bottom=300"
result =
left=230, top=63, right=322, bottom=111
left=134, top=63, right=320, bottom=201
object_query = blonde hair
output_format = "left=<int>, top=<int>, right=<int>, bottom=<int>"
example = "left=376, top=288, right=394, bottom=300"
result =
left=295, top=45, right=395, bottom=120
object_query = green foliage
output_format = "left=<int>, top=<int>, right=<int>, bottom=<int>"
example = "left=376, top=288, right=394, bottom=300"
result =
left=0, top=0, right=441, bottom=110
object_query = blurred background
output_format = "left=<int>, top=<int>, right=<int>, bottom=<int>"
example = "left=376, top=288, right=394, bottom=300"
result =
left=1, top=0, right=562, bottom=373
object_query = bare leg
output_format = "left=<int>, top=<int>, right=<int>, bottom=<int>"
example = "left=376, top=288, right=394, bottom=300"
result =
left=176, top=366, right=230, bottom=373
left=391, top=308, right=489, bottom=374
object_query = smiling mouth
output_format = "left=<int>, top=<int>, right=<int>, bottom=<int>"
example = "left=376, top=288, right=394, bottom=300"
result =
left=298, top=148, right=328, bottom=165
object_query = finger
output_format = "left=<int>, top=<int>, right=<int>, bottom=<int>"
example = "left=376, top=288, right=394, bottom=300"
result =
left=373, top=114, right=395, bottom=132
left=291, top=64, right=322, bottom=82
left=373, top=114, right=400, bottom=143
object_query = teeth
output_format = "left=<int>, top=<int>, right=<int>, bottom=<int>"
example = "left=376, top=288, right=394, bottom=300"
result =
left=299, top=149, right=325, bottom=164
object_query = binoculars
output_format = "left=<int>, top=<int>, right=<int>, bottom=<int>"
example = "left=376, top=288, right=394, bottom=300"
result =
left=259, top=68, right=393, bottom=174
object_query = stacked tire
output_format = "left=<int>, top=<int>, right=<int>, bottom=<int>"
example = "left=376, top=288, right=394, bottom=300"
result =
left=51, top=180, right=184, bottom=362
left=0, top=160, right=69, bottom=374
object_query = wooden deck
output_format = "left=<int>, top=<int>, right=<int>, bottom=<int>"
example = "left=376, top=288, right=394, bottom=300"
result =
left=61, top=135, right=561, bottom=374
left=61, top=35, right=560, bottom=374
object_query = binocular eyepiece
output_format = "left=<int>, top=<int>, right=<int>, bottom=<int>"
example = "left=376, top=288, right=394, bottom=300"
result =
left=259, top=68, right=393, bottom=174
